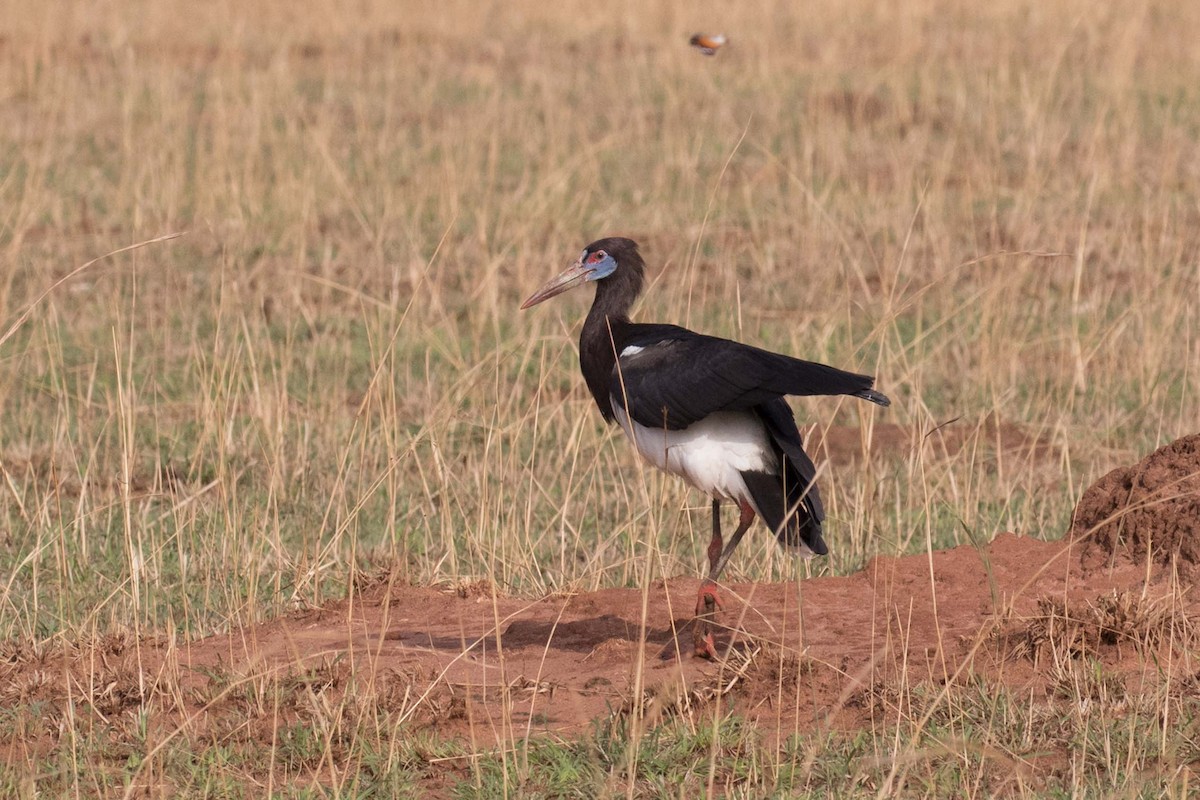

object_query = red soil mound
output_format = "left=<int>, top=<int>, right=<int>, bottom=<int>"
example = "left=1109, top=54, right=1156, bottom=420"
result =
left=0, top=533, right=1174, bottom=753
left=4, top=433, right=1199, bottom=771
left=1071, top=432, right=1200, bottom=573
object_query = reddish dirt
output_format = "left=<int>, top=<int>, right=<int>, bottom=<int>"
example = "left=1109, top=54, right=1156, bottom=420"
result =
left=1072, top=432, right=1200, bottom=574
left=0, top=536, right=1184, bottom=749
left=2, top=431, right=1198, bottom=764
left=159, top=532, right=1173, bottom=741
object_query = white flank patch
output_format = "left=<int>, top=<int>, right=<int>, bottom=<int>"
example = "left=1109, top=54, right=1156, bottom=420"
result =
left=620, top=344, right=645, bottom=357
left=611, top=398, right=775, bottom=505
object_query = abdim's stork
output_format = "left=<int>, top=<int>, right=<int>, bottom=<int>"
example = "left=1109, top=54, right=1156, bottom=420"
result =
left=522, top=238, right=889, bottom=658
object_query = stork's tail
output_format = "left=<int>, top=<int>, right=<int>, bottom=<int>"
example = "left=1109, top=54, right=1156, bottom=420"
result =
left=855, top=388, right=891, bottom=406
left=740, top=470, right=827, bottom=557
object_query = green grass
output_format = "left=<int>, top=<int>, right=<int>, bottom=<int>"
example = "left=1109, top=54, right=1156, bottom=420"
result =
left=7, top=686, right=1198, bottom=798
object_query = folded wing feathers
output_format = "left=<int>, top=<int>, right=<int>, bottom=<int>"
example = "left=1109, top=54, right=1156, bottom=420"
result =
left=614, top=333, right=886, bottom=429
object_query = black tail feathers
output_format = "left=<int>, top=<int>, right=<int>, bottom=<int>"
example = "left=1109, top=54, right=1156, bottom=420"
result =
left=855, top=388, right=891, bottom=406
left=741, top=470, right=827, bottom=557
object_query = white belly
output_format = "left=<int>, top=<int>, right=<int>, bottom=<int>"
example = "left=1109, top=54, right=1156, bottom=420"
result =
left=611, top=400, right=776, bottom=502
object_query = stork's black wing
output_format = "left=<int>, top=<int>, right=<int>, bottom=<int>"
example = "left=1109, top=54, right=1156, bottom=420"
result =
left=609, top=324, right=888, bottom=430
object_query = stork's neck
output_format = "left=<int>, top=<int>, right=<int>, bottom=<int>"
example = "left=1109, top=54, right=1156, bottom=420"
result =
left=579, top=269, right=641, bottom=422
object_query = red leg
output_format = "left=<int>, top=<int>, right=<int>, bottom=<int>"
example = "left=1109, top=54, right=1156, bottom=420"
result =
left=693, top=500, right=723, bottom=657
left=693, top=581, right=723, bottom=658
left=693, top=499, right=755, bottom=659
left=706, top=498, right=723, bottom=574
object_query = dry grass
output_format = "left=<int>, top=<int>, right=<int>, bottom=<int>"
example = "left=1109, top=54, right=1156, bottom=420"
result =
left=0, top=0, right=1198, bottom=794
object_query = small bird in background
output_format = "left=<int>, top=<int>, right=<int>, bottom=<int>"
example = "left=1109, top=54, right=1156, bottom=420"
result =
left=689, top=33, right=728, bottom=56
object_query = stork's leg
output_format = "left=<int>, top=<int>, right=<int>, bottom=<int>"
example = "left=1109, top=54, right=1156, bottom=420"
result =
left=710, top=499, right=755, bottom=582
left=694, top=499, right=755, bottom=659
left=693, top=500, right=723, bottom=659
left=695, top=500, right=724, bottom=613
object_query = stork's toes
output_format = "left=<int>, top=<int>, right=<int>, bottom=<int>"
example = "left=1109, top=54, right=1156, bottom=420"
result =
left=693, top=627, right=720, bottom=660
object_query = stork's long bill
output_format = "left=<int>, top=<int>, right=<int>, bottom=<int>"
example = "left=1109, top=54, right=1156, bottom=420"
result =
left=519, top=259, right=590, bottom=309
left=521, top=247, right=619, bottom=309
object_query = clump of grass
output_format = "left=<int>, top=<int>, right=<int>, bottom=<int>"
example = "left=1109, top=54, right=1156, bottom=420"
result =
left=994, top=589, right=1199, bottom=665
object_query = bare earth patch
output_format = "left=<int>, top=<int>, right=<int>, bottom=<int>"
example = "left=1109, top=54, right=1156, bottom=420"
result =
left=2, top=432, right=1198, bottom=782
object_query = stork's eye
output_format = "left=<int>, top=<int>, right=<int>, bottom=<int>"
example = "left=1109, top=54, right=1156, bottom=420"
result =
left=587, top=251, right=607, bottom=264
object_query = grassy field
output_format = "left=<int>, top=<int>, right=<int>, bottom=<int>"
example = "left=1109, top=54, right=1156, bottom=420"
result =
left=1, top=0, right=1198, bottom=795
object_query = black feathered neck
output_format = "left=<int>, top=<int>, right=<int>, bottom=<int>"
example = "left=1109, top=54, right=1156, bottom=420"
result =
left=578, top=238, right=645, bottom=421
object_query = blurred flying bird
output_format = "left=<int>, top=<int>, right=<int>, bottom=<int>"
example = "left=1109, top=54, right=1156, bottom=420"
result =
left=689, top=33, right=727, bottom=55
left=521, top=238, right=890, bottom=658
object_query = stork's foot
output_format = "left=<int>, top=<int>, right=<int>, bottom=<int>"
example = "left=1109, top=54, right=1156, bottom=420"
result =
left=693, top=581, right=723, bottom=659
left=693, top=628, right=719, bottom=660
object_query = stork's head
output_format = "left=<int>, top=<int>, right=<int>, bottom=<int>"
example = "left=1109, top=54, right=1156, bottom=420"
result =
left=520, top=237, right=641, bottom=309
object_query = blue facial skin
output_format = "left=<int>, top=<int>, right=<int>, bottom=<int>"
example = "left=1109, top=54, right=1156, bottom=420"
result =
left=585, top=253, right=618, bottom=281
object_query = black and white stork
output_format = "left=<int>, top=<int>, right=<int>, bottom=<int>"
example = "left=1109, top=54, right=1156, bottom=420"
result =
left=522, top=237, right=890, bottom=658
